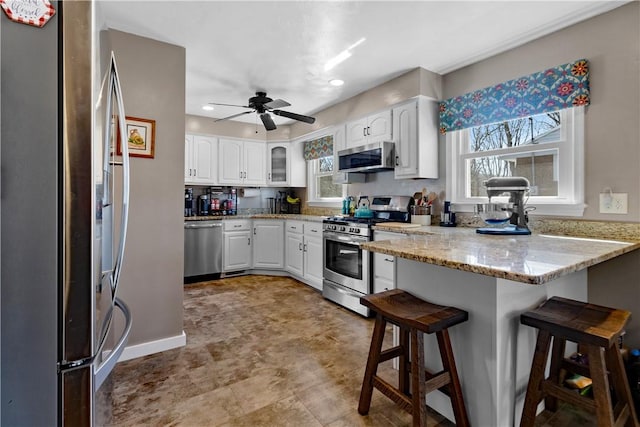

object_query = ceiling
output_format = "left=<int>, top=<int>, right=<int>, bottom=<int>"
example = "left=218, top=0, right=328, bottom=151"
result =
left=99, top=1, right=627, bottom=129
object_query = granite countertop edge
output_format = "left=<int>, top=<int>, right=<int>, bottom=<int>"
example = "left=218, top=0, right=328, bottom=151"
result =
left=363, top=227, right=640, bottom=285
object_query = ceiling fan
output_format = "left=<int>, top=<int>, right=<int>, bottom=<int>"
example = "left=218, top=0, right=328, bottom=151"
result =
left=209, top=91, right=316, bottom=131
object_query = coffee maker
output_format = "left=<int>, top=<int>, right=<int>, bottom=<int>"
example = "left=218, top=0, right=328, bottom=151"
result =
left=197, top=194, right=209, bottom=216
left=476, top=177, right=531, bottom=235
left=184, top=188, right=194, bottom=217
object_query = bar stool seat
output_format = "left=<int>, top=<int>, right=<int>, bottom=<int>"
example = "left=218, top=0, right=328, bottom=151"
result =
left=520, top=296, right=639, bottom=427
left=358, top=289, right=470, bottom=427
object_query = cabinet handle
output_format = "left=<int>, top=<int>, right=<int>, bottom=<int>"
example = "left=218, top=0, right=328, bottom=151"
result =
left=240, top=171, right=242, bottom=179
left=384, top=258, right=394, bottom=263
left=299, top=242, right=302, bottom=251
left=395, top=155, right=399, bottom=166
left=248, top=237, right=251, bottom=245
left=303, top=243, right=307, bottom=252
left=234, top=224, right=242, bottom=228
left=253, top=227, right=256, bottom=235
left=367, top=126, right=371, bottom=136
left=268, top=172, right=271, bottom=180
left=363, top=127, right=366, bottom=137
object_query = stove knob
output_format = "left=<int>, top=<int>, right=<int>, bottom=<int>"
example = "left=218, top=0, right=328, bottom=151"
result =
left=340, top=226, right=346, bottom=232
left=351, top=228, right=357, bottom=233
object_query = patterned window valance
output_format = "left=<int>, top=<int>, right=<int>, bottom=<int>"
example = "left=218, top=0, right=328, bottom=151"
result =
left=439, top=59, right=590, bottom=134
left=303, top=135, right=333, bottom=161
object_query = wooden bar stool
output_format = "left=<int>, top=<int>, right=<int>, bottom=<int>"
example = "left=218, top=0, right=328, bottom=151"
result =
left=358, top=289, right=470, bottom=427
left=520, top=296, right=639, bottom=427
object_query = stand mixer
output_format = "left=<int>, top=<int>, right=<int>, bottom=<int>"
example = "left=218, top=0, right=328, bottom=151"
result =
left=476, top=177, right=532, bottom=235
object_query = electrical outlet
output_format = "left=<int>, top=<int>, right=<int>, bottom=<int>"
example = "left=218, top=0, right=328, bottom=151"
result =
left=529, top=185, right=539, bottom=196
left=599, top=192, right=628, bottom=214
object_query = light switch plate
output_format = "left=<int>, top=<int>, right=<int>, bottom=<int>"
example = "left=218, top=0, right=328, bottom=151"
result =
left=599, top=192, right=628, bottom=214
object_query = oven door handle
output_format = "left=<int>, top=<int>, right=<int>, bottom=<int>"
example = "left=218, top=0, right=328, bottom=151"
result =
left=323, top=231, right=368, bottom=246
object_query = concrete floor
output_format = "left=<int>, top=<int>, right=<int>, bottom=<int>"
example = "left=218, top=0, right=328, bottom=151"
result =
left=100, top=275, right=596, bottom=426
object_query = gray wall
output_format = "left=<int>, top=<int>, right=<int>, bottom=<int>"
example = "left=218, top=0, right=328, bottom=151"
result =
left=108, top=30, right=185, bottom=346
left=442, top=1, right=640, bottom=222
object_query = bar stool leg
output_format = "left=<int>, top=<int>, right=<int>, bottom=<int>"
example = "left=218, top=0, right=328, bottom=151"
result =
left=399, top=326, right=410, bottom=396
left=604, top=344, right=639, bottom=427
left=545, top=336, right=566, bottom=412
left=436, top=329, right=470, bottom=427
left=520, top=329, right=552, bottom=427
left=358, top=314, right=387, bottom=415
left=588, top=345, right=615, bottom=427
left=410, top=328, right=427, bottom=427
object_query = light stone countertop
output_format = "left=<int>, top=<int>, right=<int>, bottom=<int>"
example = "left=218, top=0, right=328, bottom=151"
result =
left=184, top=214, right=327, bottom=223
left=364, top=226, right=640, bottom=285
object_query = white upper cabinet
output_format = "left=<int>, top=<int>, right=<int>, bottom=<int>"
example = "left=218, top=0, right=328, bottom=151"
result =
left=185, top=134, right=218, bottom=184
left=243, top=140, right=266, bottom=186
left=393, top=96, right=438, bottom=179
left=266, top=143, right=289, bottom=186
left=288, top=140, right=306, bottom=187
left=218, top=138, right=266, bottom=186
left=345, top=110, right=392, bottom=148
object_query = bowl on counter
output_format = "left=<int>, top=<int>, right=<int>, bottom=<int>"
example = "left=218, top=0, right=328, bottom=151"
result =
left=475, top=203, right=513, bottom=226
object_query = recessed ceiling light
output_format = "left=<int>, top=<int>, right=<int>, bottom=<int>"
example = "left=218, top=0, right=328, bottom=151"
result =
left=202, top=105, right=214, bottom=111
left=329, top=79, right=344, bottom=87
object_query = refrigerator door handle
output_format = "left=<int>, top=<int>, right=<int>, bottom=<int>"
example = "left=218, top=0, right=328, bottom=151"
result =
left=94, top=297, right=132, bottom=390
left=110, top=52, right=130, bottom=290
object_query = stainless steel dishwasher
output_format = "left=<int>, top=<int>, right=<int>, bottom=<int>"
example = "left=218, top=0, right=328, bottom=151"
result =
left=184, top=221, right=223, bottom=277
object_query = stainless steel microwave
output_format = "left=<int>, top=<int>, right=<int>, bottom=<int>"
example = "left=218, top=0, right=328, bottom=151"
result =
left=337, top=141, right=395, bottom=173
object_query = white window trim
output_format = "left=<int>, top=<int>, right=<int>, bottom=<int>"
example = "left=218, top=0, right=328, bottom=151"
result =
left=446, top=107, right=585, bottom=217
left=307, top=157, right=346, bottom=207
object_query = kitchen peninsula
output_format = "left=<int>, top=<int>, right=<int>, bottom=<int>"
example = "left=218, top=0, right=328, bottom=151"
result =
left=361, top=227, right=640, bottom=427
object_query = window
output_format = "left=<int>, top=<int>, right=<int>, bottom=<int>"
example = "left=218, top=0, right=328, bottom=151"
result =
left=446, top=107, right=585, bottom=216
left=307, top=155, right=345, bottom=206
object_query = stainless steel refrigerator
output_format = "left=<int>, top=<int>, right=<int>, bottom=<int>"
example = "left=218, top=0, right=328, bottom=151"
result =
left=1, top=2, right=132, bottom=425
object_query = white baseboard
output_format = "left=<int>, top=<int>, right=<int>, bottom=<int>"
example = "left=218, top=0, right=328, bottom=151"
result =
left=118, top=331, right=187, bottom=362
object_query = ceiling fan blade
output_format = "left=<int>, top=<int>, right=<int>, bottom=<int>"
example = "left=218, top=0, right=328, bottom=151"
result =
left=260, top=113, right=277, bottom=131
left=214, top=110, right=253, bottom=122
left=208, top=102, right=251, bottom=108
left=264, top=98, right=290, bottom=109
left=272, top=110, right=316, bottom=124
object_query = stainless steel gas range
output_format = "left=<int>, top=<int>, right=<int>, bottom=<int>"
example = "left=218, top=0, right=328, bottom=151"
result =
left=322, top=196, right=413, bottom=317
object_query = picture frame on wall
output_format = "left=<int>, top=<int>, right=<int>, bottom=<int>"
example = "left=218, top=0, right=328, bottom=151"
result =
left=117, top=116, right=156, bottom=158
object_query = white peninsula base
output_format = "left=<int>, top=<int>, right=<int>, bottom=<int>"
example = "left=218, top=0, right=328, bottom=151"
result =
left=396, top=257, right=587, bottom=427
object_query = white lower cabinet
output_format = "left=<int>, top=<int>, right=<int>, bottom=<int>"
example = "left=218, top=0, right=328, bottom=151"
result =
left=285, top=232, right=304, bottom=277
left=252, top=220, right=284, bottom=269
left=223, top=220, right=252, bottom=272
left=217, top=218, right=323, bottom=289
left=284, top=221, right=323, bottom=290
left=372, top=231, right=405, bottom=293
left=302, top=224, right=323, bottom=290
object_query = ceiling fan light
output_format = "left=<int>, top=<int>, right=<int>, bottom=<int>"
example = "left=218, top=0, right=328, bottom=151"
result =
left=202, top=105, right=214, bottom=111
left=329, top=79, right=344, bottom=87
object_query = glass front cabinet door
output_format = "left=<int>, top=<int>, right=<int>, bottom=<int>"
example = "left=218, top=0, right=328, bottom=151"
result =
left=267, top=143, right=289, bottom=186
